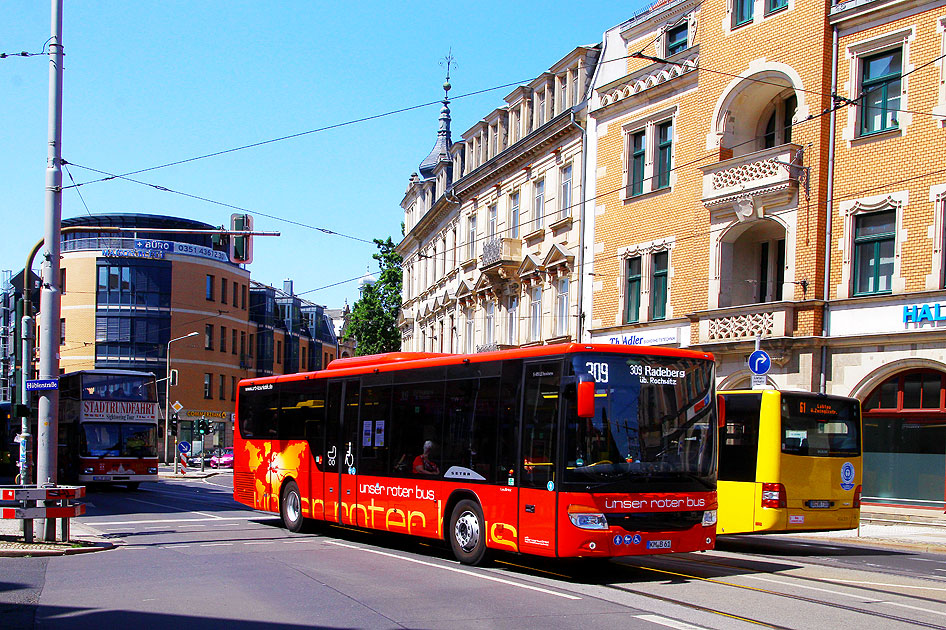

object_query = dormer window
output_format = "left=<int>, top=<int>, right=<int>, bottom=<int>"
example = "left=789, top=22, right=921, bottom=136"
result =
left=666, top=22, right=689, bottom=56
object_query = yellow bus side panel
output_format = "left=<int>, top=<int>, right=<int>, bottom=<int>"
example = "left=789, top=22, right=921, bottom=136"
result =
left=717, top=481, right=759, bottom=534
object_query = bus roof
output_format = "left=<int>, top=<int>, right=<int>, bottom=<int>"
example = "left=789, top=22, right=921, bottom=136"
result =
left=240, top=343, right=714, bottom=387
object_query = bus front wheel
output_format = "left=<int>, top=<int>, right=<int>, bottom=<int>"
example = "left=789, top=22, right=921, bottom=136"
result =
left=449, top=499, right=487, bottom=565
left=280, top=479, right=304, bottom=533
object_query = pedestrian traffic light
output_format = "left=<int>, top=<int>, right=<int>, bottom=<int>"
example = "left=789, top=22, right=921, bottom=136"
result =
left=170, top=413, right=179, bottom=435
left=229, top=213, right=253, bottom=264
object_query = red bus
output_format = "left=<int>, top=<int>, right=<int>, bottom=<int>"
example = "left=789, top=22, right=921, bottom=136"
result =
left=58, top=370, right=160, bottom=489
left=234, top=344, right=718, bottom=564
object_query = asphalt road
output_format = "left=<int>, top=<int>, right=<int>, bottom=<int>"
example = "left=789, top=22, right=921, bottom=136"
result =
left=2, top=476, right=945, bottom=630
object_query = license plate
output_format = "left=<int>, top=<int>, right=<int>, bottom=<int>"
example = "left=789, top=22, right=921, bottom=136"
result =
left=646, top=539, right=672, bottom=549
left=809, top=500, right=830, bottom=509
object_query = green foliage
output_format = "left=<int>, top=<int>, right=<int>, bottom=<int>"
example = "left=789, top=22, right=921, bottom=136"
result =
left=346, top=237, right=402, bottom=356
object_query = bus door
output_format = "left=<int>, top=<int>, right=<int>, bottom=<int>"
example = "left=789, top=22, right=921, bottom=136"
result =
left=518, top=360, right=562, bottom=556
left=717, top=392, right=762, bottom=534
left=324, top=378, right=361, bottom=526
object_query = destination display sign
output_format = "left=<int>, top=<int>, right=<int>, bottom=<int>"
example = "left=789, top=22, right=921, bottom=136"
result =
left=81, top=400, right=158, bottom=422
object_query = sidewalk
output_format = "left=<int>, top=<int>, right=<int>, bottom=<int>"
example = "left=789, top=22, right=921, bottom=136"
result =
left=0, top=517, right=113, bottom=557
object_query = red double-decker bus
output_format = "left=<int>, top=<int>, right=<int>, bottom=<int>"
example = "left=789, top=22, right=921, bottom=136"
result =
left=234, top=344, right=718, bottom=564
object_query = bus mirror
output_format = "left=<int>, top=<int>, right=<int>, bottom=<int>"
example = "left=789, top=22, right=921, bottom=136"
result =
left=577, top=380, right=596, bottom=418
left=717, top=394, right=726, bottom=428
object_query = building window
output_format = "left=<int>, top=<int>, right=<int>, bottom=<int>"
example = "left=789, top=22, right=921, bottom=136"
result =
left=219, top=374, right=226, bottom=400
left=666, top=22, right=688, bottom=56
left=60, top=318, right=66, bottom=345
left=651, top=251, right=669, bottom=320
left=510, top=192, right=520, bottom=238
left=241, top=284, right=247, bottom=309
left=763, top=94, right=797, bottom=149
left=96, top=262, right=170, bottom=307
left=205, top=324, right=214, bottom=350
left=630, top=131, right=645, bottom=196
left=221, top=279, right=227, bottom=304
left=203, top=373, right=212, bottom=399
left=766, top=0, right=788, bottom=14
left=240, top=331, right=246, bottom=357
left=276, top=340, right=282, bottom=364
left=488, top=204, right=497, bottom=238
left=464, top=307, right=474, bottom=354
left=656, top=121, right=673, bottom=190
left=734, top=0, right=753, bottom=26
left=507, top=295, right=519, bottom=345
left=533, top=179, right=545, bottom=230
left=853, top=209, right=895, bottom=295
left=232, top=329, right=238, bottom=355
left=625, top=257, right=642, bottom=324
left=860, top=49, right=901, bottom=136
left=231, top=376, right=236, bottom=402
left=555, top=278, right=569, bottom=337
left=467, top=214, right=477, bottom=261
left=484, top=301, right=495, bottom=346
left=220, top=326, right=227, bottom=353
left=530, top=286, right=542, bottom=342
left=206, top=275, right=215, bottom=301
left=60, top=268, right=66, bottom=295
left=625, top=114, right=675, bottom=198
left=560, top=165, right=572, bottom=219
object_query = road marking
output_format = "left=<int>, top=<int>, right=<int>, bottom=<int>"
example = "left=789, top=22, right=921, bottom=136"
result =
left=883, top=602, right=946, bottom=618
left=166, top=544, right=192, bottom=549
left=281, top=539, right=312, bottom=544
left=244, top=541, right=277, bottom=545
left=635, top=615, right=709, bottom=630
left=326, top=541, right=580, bottom=600
left=200, top=543, right=233, bottom=547
left=743, top=575, right=878, bottom=601
left=124, top=496, right=224, bottom=520
left=88, top=516, right=257, bottom=526
left=820, top=578, right=946, bottom=592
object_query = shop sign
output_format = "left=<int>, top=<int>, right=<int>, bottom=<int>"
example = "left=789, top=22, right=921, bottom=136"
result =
left=592, top=327, right=681, bottom=347
left=903, top=303, right=946, bottom=325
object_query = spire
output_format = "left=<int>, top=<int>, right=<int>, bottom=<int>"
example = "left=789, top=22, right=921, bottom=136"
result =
left=418, top=51, right=455, bottom=179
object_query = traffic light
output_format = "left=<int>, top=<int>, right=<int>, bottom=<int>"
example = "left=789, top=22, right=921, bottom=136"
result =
left=196, top=419, right=207, bottom=435
left=211, top=225, right=228, bottom=249
left=170, top=413, right=179, bottom=435
left=229, top=213, right=253, bottom=264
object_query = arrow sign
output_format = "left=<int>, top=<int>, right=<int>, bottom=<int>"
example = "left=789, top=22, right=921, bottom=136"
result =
left=748, top=350, right=771, bottom=375
left=178, top=441, right=191, bottom=454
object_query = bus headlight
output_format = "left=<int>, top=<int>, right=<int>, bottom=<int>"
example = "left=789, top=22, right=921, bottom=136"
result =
left=567, top=506, right=609, bottom=530
left=702, top=510, right=717, bottom=527
left=82, top=467, right=93, bottom=474
left=148, top=467, right=158, bottom=474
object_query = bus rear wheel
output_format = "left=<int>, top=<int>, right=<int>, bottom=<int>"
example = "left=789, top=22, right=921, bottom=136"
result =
left=449, top=499, right=487, bottom=565
left=280, top=479, right=304, bottom=533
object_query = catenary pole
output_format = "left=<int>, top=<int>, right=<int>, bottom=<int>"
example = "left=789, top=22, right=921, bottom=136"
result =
left=36, top=0, right=64, bottom=541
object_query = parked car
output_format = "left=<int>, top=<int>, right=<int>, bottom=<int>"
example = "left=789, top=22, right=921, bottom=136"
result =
left=210, top=447, right=233, bottom=469
left=187, top=450, right=213, bottom=468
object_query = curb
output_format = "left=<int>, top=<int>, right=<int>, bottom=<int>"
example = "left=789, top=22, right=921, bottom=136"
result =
left=0, top=540, right=114, bottom=557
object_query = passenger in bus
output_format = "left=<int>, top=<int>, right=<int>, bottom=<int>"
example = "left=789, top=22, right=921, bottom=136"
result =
left=413, top=440, right=440, bottom=475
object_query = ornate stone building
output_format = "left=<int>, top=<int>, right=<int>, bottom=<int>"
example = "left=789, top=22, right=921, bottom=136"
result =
left=398, top=46, right=599, bottom=353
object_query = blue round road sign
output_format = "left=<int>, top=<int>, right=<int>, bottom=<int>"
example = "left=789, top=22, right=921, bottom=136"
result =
left=178, top=441, right=191, bottom=454
left=748, top=350, right=771, bottom=375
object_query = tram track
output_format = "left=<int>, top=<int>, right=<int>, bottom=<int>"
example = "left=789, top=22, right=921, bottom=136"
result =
left=602, top=559, right=946, bottom=629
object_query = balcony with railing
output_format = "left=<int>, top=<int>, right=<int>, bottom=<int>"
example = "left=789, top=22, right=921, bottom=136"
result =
left=689, top=301, right=796, bottom=344
left=700, top=144, right=802, bottom=209
left=479, top=237, right=522, bottom=280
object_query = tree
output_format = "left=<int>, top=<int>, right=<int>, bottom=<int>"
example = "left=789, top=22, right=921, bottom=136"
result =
left=346, top=237, right=402, bottom=355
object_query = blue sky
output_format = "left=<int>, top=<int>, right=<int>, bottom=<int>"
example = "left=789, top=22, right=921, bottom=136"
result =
left=2, top=2, right=643, bottom=308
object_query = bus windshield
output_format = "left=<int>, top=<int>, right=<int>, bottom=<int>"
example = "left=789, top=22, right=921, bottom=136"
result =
left=80, top=422, right=158, bottom=457
left=564, top=353, right=716, bottom=490
left=780, top=393, right=860, bottom=457
left=81, top=373, right=157, bottom=402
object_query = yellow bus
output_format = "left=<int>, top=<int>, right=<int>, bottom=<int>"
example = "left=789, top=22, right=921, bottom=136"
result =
left=716, top=390, right=862, bottom=534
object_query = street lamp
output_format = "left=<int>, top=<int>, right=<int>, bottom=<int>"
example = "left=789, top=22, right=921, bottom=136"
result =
left=165, top=331, right=198, bottom=466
